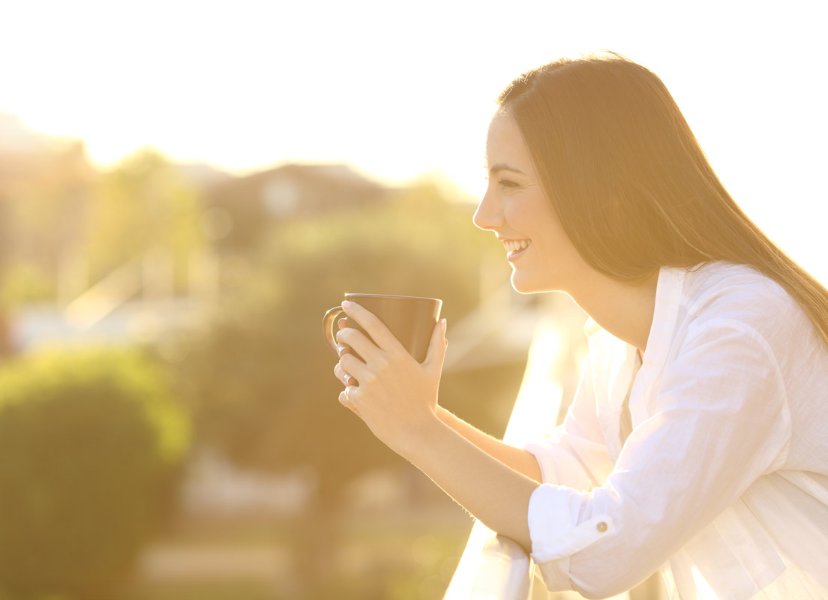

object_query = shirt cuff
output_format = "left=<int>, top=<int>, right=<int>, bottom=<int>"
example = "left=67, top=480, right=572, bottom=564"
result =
left=528, top=483, right=614, bottom=591
left=524, top=438, right=598, bottom=490
left=524, top=440, right=560, bottom=483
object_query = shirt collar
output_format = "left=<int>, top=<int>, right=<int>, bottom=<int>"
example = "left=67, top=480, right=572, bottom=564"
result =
left=640, top=265, right=687, bottom=366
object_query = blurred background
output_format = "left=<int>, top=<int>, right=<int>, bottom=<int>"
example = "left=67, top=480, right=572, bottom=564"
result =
left=0, top=1, right=825, bottom=599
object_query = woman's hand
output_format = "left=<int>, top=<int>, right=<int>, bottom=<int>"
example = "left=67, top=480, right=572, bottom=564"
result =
left=332, top=301, right=536, bottom=551
left=332, top=300, right=448, bottom=457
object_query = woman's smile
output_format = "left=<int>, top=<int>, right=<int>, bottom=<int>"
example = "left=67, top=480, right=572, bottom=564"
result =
left=475, top=111, right=589, bottom=294
left=503, top=238, right=532, bottom=261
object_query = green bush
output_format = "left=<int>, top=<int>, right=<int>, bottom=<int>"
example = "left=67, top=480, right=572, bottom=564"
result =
left=0, top=349, right=190, bottom=600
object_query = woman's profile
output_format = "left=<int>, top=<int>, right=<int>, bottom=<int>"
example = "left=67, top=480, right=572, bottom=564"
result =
left=332, top=52, right=828, bottom=598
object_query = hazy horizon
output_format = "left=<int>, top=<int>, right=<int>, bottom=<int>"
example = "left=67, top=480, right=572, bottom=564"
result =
left=2, top=0, right=826, bottom=281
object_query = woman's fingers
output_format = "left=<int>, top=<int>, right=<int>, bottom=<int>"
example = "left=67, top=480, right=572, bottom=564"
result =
left=340, top=301, right=405, bottom=355
left=335, top=326, right=383, bottom=364
left=333, top=363, right=357, bottom=386
left=338, top=386, right=360, bottom=416
left=339, top=352, right=372, bottom=385
left=423, top=319, right=448, bottom=371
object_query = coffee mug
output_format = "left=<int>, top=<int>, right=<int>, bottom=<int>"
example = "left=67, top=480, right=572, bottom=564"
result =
left=322, top=293, right=443, bottom=362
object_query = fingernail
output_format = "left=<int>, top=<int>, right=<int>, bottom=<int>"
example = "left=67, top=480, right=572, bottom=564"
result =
left=341, top=300, right=353, bottom=310
left=336, top=344, right=347, bottom=356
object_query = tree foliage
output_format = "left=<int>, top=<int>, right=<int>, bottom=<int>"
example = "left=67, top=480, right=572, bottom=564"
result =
left=85, top=148, right=204, bottom=291
left=0, top=349, right=190, bottom=599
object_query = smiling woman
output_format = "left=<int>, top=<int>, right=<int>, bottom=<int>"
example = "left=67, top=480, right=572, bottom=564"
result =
left=333, top=52, right=828, bottom=599
left=474, top=112, right=608, bottom=298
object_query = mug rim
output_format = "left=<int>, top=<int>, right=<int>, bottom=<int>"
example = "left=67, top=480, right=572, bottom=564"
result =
left=343, top=292, right=442, bottom=303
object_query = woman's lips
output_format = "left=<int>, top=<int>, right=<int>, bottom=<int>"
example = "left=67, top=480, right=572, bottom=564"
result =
left=504, top=239, right=531, bottom=261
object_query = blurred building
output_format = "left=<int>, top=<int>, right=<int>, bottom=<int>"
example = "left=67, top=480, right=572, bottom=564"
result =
left=0, top=115, right=95, bottom=354
left=0, top=115, right=92, bottom=254
left=204, top=163, right=388, bottom=254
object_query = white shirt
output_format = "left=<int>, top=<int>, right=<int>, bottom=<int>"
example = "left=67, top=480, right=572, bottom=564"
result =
left=524, top=261, right=828, bottom=599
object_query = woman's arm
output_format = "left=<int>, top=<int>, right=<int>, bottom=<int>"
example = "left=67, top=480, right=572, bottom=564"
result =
left=335, top=299, right=798, bottom=597
left=333, top=300, right=616, bottom=553
left=335, top=312, right=545, bottom=482
left=334, top=302, right=538, bottom=550
left=401, top=409, right=538, bottom=552
left=435, top=406, right=543, bottom=482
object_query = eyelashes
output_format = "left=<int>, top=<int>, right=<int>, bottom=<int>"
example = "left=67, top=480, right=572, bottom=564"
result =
left=482, top=170, right=522, bottom=191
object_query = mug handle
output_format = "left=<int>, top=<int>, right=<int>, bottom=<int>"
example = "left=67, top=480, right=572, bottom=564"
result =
left=322, top=306, right=346, bottom=354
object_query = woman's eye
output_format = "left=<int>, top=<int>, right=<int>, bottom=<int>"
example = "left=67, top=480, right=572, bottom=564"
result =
left=498, top=179, right=519, bottom=189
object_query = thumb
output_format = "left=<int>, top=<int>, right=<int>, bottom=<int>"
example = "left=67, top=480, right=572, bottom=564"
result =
left=423, top=318, right=448, bottom=369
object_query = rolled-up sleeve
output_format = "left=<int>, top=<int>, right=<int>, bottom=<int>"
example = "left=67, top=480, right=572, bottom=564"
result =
left=527, top=319, right=791, bottom=598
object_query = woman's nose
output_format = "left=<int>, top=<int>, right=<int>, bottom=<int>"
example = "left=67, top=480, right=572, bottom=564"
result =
left=472, top=190, right=503, bottom=232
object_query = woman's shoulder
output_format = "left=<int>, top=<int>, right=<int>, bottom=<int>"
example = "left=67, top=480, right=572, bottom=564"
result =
left=676, top=261, right=817, bottom=355
left=681, top=261, right=800, bottom=321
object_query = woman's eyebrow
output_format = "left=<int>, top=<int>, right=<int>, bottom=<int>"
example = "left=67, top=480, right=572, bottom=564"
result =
left=488, top=163, right=526, bottom=175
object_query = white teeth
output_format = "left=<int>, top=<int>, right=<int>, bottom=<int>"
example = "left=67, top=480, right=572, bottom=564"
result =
left=504, top=239, right=531, bottom=254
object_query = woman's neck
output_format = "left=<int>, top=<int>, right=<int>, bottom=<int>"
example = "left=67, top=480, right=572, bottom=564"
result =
left=568, top=270, right=660, bottom=354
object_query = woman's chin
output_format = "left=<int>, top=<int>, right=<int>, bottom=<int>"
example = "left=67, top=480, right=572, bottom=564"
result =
left=510, top=272, right=541, bottom=295
left=510, top=269, right=564, bottom=295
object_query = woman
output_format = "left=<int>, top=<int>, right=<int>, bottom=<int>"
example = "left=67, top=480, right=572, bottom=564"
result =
left=332, top=53, right=828, bottom=598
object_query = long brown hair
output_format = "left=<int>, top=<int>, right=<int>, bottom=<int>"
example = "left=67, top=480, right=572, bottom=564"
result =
left=498, top=52, right=828, bottom=346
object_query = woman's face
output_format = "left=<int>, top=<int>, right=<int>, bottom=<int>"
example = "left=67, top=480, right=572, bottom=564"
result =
left=473, top=111, right=590, bottom=294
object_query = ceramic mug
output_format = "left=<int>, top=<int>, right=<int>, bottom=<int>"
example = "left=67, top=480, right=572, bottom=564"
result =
left=322, top=293, right=442, bottom=362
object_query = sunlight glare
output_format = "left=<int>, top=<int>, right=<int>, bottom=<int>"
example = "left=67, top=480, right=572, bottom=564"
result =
left=1, top=1, right=824, bottom=281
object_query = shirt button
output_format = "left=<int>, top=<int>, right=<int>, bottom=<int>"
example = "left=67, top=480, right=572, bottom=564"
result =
left=596, top=521, right=608, bottom=533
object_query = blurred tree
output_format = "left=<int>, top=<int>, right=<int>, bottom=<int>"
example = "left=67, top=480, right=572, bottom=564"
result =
left=0, top=348, right=190, bottom=599
left=84, top=149, right=205, bottom=295
left=0, top=194, right=11, bottom=355
left=0, top=144, right=208, bottom=307
left=176, top=181, right=515, bottom=593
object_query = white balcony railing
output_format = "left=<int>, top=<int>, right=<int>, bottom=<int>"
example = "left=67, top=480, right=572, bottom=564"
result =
left=444, top=304, right=653, bottom=600
left=444, top=316, right=566, bottom=600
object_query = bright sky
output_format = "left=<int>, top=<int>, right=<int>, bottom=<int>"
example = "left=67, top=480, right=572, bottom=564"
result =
left=1, top=0, right=826, bottom=281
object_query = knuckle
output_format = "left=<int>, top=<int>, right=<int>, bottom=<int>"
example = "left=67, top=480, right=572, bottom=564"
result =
left=387, top=353, right=405, bottom=368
